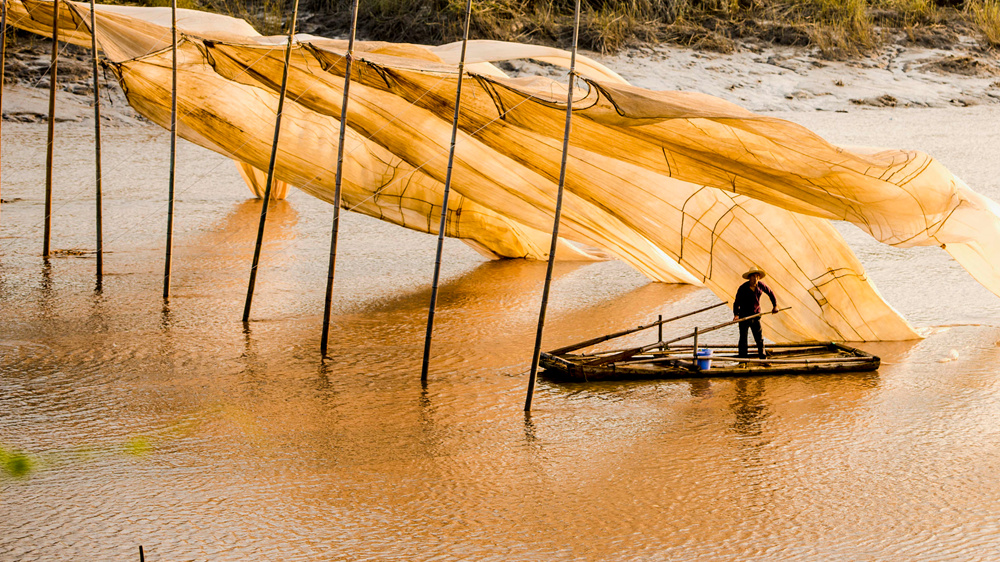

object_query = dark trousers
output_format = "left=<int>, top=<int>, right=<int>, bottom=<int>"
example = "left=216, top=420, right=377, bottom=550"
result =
left=738, top=318, right=765, bottom=359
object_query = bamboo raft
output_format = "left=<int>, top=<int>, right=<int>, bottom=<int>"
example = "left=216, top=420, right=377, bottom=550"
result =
left=539, top=304, right=880, bottom=382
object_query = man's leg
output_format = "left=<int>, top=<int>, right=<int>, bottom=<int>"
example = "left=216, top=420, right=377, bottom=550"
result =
left=738, top=321, right=750, bottom=358
left=751, top=319, right=765, bottom=359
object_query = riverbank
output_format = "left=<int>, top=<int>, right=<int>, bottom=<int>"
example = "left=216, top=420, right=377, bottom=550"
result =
left=3, top=24, right=999, bottom=127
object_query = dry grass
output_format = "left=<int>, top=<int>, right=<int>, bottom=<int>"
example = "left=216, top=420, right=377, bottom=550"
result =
left=118, top=0, right=200, bottom=10
left=872, top=0, right=939, bottom=25
left=968, top=0, right=1000, bottom=48
left=159, top=0, right=998, bottom=56
left=202, top=0, right=287, bottom=34
left=799, top=0, right=879, bottom=58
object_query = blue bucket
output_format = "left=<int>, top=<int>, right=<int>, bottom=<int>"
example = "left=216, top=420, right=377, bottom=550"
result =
left=696, top=348, right=712, bottom=370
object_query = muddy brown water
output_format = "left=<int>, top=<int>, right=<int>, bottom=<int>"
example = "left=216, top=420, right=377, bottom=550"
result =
left=2, top=107, right=1000, bottom=561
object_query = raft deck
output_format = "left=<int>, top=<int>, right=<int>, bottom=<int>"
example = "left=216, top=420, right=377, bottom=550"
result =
left=541, top=342, right=880, bottom=382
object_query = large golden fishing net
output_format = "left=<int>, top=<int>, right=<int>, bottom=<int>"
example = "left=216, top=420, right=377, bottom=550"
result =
left=10, top=0, right=1000, bottom=342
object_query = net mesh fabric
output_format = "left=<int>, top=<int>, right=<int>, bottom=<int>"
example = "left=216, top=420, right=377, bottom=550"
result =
left=14, top=0, right=1000, bottom=341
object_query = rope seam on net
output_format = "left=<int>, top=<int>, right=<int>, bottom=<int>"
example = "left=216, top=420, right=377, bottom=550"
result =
left=0, top=9, right=277, bottom=189
left=152, top=83, right=552, bottom=283
left=4, top=0, right=324, bottom=191
left=15, top=0, right=574, bottom=226
left=2, top=36, right=464, bottom=252
left=2, top=8, right=589, bottom=271
left=0, top=42, right=324, bottom=246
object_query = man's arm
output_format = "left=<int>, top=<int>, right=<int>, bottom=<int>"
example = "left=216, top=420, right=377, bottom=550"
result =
left=762, top=283, right=778, bottom=311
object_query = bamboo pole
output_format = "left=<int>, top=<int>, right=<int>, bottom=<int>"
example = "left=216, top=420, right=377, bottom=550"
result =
left=420, top=0, right=474, bottom=383
left=43, top=0, right=60, bottom=257
left=89, top=0, right=103, bottom=284
left=1, top=0, right=7, bottom=219
left=319, top=0, right=360, bottom=357
left=524, top=0, right=582, bottom=412
left=162, top=0, right=177, bottom=298
left=241, top=0, right=300, bottom=321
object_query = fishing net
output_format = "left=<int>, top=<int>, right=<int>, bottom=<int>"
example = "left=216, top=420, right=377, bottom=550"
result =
left=10, top=0, right=1000, bottom=341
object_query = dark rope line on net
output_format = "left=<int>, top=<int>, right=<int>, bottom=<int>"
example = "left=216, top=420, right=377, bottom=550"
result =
left=139, top=72, right=556, bottom=287
left=4, top=4, right=588, bottom=304
left=0, top=8, right=265, bottom=223
left=0, top=40, right=326, bottom=252
left=4, top=1, right=554, bottom=249
left=336, top=89, right=547, bottom=216
left=1, top=30, right=465, bottom=253
left=1, top=0, right=318, bottom=191
left=420, top=0, right=473, bottom=382
left=524, top=0, right=582, bottom=412
left=72, top=68, right=446, bottom=254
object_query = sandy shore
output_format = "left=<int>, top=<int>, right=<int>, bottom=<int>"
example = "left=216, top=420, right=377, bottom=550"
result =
left=603, top=39, right=1000, bottom=112
left=3, top=32, right=999, bottom=126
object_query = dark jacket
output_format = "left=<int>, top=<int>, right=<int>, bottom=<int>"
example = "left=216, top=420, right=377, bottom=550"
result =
left=733, top=280, right=777, bottom=318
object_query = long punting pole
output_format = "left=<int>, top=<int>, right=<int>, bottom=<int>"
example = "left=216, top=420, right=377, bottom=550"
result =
left=43, top=0, right=60, bottom=257
left=585, top=307, right=793, bottom=366
left=241, top=0, right=300, bottom=321
left=89, top=0, right=103, bottom=283
left=162, top=0, right=178, bottom=298
left=420, top=0, right=474, bottom=382
left=318, top=0, right=360, bottom=357
left=524, top=0, right=582, bottom=412
left=545, top=302, right=727, bottom=356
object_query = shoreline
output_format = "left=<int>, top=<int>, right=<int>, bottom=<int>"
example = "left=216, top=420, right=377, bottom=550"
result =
left=3, top=30, right=998, bottom=127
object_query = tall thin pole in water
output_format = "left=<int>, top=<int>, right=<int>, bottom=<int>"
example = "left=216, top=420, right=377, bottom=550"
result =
left=420, top=0, right=473, bottom=383
left=1, top=0, right=7, bottom=221
left=162, top=0, right=178, bottom=298
left=242, top=0, right=300, bottom=321
left=319, top=0, right=360, bottom=357
left=89, top=0, right=103, bottom=284
left=43, top=0, right=60, bottom=257
left=524, top=0, right=582, bottom=412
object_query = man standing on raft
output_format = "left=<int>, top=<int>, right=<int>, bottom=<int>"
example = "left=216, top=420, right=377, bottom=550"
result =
left=733, top=266, right=778, bottom=360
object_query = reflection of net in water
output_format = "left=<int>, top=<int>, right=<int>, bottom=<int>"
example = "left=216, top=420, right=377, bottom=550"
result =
left=9, top=0, right=1000, bottom=342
